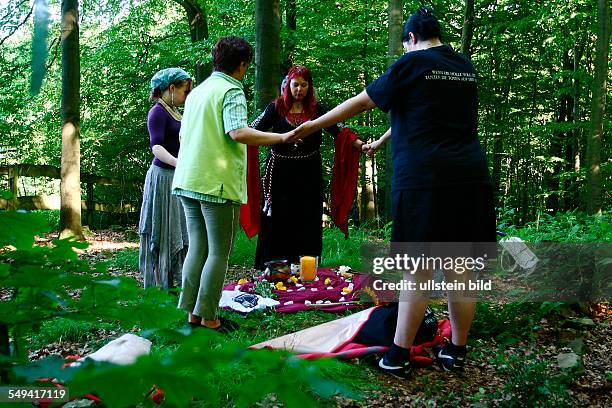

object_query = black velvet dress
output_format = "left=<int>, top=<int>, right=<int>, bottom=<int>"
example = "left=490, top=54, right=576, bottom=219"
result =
left=251, top=102, right=342, bottom=270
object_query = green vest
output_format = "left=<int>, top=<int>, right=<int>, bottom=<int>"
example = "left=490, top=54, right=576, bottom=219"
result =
left=172, top=75, right=247, bottom=204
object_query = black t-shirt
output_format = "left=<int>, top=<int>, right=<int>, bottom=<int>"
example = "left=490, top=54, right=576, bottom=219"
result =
left=366, top=44, right=491, bottom=190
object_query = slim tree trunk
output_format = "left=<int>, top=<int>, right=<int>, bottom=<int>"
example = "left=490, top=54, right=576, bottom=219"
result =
left=255, top=0, right=280, bottom=111
left=174, top=0, right=211, bottom=84
left=460, top=0, right=475, bottom=57
left=385, top=0, right=403, bottom=221
left=567, top=36, right=586, bottom=209
left=286, top=0, right=296, bottom=30
left=548, top=50, right=572, bottom=213
left=59, top=0, right=83, bottom=240
left=586, top=0, right=609, bottom=215
left=360, top=0, right=375, bottom=222
left=282, top=0, right=297, bottom=73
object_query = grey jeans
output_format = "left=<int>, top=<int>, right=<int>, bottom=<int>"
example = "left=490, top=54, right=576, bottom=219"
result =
left=178, top=196, right=240, bottom=320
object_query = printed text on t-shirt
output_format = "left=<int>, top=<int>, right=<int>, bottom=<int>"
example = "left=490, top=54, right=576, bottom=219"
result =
left=425, top=70, right=476, bottom=82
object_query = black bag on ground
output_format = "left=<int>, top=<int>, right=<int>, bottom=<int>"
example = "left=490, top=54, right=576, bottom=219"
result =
left=353, top=304, right=438, bottom=347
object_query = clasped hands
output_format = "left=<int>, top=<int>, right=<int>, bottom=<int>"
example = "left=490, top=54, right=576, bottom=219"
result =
left=278, top=121, right=317, bottom=144
left=280, top=121, right=381, bottom=156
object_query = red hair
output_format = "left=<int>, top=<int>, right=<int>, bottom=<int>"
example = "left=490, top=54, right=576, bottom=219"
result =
left=274, top=65, right=317, bottom=119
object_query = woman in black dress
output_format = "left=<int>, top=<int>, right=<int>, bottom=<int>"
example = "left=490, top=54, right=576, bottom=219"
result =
left=250, top=65, right=364, bottom=270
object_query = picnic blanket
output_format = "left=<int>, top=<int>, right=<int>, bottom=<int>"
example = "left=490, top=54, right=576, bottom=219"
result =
left=252, top=304, right=451, bottom=364
left=223, top=268, right=371, bottom=313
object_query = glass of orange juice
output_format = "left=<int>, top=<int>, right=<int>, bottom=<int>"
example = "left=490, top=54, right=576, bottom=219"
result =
left=299, top=256, right=318, bottom=281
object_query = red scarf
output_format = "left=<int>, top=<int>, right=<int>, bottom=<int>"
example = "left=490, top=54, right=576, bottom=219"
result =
left=239, top=128, right=360, bottom=239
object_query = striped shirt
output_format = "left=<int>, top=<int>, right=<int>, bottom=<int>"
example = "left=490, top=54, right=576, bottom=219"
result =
left=215, top=71, right=248, bottom=134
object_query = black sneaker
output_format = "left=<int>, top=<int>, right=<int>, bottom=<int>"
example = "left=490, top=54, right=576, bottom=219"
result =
left=434, top=344, right=466, bottom=372
left=378, top=354, right=411, bottom=379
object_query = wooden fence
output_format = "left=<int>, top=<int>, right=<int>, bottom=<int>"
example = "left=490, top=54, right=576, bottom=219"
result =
left=0, top=164, right=142, bottom=225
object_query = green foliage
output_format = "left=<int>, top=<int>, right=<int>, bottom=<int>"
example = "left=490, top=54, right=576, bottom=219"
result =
left=30, top=209, right=60, bottom=231
left=253, top=279, right=277, bottom=300
left=500, top=209, right=611, bottom=242
left=2, top=0, right=611, bottom=223
left=497, top=210, right=611, bottom=301
left=320, top=226, right=367, bottom=269
left=479, top=352, right=574, bottom=407
left=108, top=248, right=139, bottom=271
left=29, top=318, right=117, bottom=349
left=0, top=210, right=355, bottom=406
left=229, top=229, right=257, bottom=267
left=229, top=226, right=369, bottom=270
left=471, top=302, right=546, bottom=345
left=0, top=213, right=182, bottom=362
left=40, top=331, right=356, bottom=408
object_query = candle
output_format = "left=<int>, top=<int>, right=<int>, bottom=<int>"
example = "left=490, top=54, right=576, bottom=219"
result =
left=300, top=256, right=317, bottom=281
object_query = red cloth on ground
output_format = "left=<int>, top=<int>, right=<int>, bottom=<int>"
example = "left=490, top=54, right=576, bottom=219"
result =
left=239, top=129, right=360, bottom=239
left=239, top=145, right=261, bottom=239
left=331, top=128, right=360, bottom=238
left=298, top=319, right=452, bottom=365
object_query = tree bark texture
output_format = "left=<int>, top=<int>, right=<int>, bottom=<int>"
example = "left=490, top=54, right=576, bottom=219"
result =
left=460, top=0, right=474, bottom=57
left=385, top=0, right=403, bottom=221
left=255, top=0, right=280, bottom=111
left=586, top=0, right=609, bottom=215
left=60, top=0, right=83, bottom=239
left=174, top=0, right=211, bottom=84
left=282, top=0, right=297, bottom=73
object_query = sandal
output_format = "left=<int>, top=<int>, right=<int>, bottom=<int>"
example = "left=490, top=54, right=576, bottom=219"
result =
left=188, top=314, right=202, bottom=327
left=202, top=317, right=239, bottom=333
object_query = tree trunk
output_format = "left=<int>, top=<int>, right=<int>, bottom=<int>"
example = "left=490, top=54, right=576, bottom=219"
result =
left=548, top=49, right=572, bottom=213
left=255, top=0, right=280, bottom=111
left=360, top=0, right=375, bottom=222
left=567, top=36, right=586, bottom=209
left=384, top=0, right=403, bottom=221
left=59, top=0, right=83, bottom=240
left=0, top=322, right=9, bottom=381
left=460, top=0, right=475, bottom=57
left=282, top=0, right=297, bottom=73
left=586, top=0, right=609, bottom=215
left=174, top=0, right=211, bottom=84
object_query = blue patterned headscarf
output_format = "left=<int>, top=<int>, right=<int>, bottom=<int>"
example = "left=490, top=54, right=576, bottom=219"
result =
left=150, top=68, right=190, bottom=91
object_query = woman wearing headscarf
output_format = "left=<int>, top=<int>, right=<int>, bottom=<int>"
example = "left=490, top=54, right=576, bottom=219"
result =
left=246, top=65, right=364, bottom=270
left=139, top=68, right=192, bottom=289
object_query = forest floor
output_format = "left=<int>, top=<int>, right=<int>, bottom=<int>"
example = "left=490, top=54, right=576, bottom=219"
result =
left=28, top=230, right=612, bottom=407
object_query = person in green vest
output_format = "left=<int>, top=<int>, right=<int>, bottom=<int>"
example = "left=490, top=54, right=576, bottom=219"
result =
left=172, top=36, right=297, bottom=332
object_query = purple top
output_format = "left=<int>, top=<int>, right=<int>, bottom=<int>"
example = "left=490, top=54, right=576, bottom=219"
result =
left=147, top=103, right=181, bottom=169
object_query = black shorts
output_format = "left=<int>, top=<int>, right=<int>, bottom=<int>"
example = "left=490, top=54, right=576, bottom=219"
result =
left=391, top=184, right=497, bottom=244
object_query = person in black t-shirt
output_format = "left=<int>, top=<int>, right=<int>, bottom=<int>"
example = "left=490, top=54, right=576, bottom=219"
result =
left=295, top=7, right=496, bottom=379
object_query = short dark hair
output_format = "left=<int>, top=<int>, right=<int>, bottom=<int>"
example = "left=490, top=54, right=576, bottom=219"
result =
left=402, top=6, right=442, bottom=42
left=212, top=36, right=254, bottom=73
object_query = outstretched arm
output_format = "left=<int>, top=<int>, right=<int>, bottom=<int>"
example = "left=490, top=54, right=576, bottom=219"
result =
left=229, top=127, right=294, bottom=146
left=293, top=90, right=377, bottom=140
left=362, top=128, right=391, bottom=156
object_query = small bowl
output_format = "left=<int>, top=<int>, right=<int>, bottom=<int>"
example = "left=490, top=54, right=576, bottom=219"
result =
left=263, top=259, right=291, bottom=281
